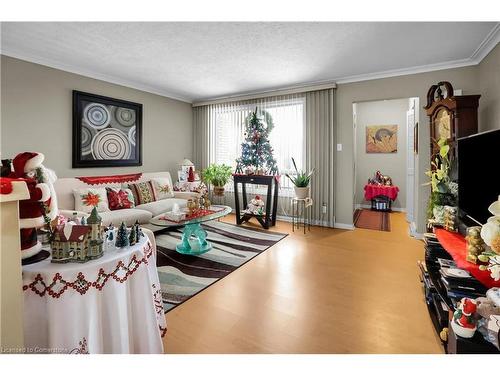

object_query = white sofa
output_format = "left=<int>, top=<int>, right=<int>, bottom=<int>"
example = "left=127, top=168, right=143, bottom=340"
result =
left=54, top=171, right=198, bottom=231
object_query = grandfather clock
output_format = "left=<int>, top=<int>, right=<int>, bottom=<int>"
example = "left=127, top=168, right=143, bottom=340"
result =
left=424, top=81, right=480, bottom=160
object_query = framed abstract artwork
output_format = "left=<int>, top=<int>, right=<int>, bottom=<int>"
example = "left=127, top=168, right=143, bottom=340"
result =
left=72, top=91, right=142, bottom=167
left=366, top=125, right=398, bottom=153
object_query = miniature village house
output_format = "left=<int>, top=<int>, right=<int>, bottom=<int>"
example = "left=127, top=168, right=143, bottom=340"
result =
left=51, top=207, right=104, bottom=263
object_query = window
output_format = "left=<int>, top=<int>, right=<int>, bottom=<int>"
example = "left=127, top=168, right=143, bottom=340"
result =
left=214, top=96, right=305, bottom=192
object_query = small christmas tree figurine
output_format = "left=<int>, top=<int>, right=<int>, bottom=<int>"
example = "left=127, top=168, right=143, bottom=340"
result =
left=133, top=220, right=141, bottom=241
left=235, top=107, right=279, bottom=175
left=129, top=222, right=137, bottom=246
left=115, top=222, right=129, bottom=248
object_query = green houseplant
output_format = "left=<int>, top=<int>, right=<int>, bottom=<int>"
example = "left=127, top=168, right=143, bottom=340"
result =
left=285, top=158, right=314, bottom=199
left=201, top=164, right=233, bottom=196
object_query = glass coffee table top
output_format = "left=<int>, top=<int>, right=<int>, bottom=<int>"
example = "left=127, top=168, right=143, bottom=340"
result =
left=149, top=205, right=232, bottom=227
left=149, top=205, right=232, bottom=255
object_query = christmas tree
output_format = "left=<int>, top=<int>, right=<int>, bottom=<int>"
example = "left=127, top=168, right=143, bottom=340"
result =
left=128, top=223, right=137, bottom=246
left=115, top=222, right=129, bottom=248
left=236, top=108, right=279, bottom=175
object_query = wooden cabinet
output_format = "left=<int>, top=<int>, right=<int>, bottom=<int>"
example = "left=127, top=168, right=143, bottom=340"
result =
left=424, top=81, right=480, bottom=159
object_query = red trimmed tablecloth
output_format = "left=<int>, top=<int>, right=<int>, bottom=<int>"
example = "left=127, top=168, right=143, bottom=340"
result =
left=22, top=235, right=166, bottom=353
left=364, top=184, right=399, bottom=201
left=435, top=228, right=500, bottom=289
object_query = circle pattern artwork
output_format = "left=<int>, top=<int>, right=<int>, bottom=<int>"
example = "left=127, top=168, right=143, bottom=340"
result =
left=81, top=123, right=97, bottom=155
left=128, top=126, right=136, bottom=146
left=91, top=129, right=131, bottom=160
left=83, top=103, right=111, bottom=129
left=115, top=107, right=136, bottom=127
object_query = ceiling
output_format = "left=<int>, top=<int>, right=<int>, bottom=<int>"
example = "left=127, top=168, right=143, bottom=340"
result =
left=1, top=22, right=498, bottom=103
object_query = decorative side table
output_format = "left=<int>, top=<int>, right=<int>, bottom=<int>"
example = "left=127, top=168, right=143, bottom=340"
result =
left=291, top=197, right=313, bottom=234
left=233, top=174, right=279, bottom=229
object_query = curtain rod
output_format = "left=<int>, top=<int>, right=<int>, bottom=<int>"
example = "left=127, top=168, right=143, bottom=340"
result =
left=192, top=81, right=337, bottom=107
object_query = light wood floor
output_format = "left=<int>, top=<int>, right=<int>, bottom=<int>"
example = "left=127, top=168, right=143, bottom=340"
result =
left=163, top=212, right=443, bottom=353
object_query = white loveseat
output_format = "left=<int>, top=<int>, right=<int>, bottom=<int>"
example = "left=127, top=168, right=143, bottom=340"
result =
left=54, top=171, right=198, bottom=231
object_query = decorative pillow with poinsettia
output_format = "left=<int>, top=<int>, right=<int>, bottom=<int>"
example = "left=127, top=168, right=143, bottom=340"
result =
left=151, top=178, right=174, bottom=200
left=73, top=187, right=110, bottom=213
left=106, top=187, right=135, bottom=210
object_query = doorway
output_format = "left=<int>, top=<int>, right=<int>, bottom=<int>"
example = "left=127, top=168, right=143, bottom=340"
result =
left=352, top=97, right=419, bottom=229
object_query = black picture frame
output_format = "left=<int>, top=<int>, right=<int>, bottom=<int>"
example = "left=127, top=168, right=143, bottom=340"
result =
left=72, top=90, right=143, bottom=168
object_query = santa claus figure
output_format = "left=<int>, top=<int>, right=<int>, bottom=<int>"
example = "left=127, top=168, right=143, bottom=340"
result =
left=244, top=195, right=265, bottom=216
left=451, top=298, right=478, bottom=338
left=8, top=152, right=58, bottom=260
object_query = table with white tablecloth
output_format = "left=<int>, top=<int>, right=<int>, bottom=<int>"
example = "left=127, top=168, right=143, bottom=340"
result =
left=22, top=235, right=166, bottom=354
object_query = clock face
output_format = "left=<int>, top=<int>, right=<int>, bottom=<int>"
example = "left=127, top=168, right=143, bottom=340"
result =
left=435, top=109, right=451, bottom=140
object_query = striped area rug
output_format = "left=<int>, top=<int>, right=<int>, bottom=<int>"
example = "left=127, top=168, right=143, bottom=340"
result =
left=154, top=221, right=287, bottom=312
left=353, top=208, right=391, bottom=232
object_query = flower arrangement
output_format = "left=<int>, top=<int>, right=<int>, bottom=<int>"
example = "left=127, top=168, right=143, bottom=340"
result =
left=424, top=138, right=457, bottom=222
left=478, top=197, right=500, bottom=281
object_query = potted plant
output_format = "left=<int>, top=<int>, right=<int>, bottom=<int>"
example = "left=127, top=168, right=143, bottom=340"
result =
left=201, top=164, right=233, bottom=196
left=285, top=158, right=314, bottom=199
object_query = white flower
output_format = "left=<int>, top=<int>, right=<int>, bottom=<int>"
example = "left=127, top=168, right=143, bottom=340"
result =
left=480, top=216, right=500, bottom=247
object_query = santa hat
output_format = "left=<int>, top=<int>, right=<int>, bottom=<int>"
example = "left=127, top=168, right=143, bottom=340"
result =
left=11, top=152, right=45, bottom=177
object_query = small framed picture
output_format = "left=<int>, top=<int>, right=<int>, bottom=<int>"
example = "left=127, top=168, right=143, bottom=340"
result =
left=178, top=170, right=187, bottom=182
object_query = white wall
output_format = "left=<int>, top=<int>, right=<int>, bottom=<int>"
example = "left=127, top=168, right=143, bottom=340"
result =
left=0, top=56, right=193, bottom=178
left=354, top=98, right=408, bottom=210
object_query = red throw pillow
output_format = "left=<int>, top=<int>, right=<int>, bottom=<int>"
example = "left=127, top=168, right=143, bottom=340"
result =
left=106, top=188, right=134, bottom=210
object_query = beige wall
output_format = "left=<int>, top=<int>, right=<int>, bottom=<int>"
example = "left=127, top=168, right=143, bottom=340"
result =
left=335, top=66, right=480, bottom=232
left=478, top=43, right=500, bottom=132
left=354, top=98, right=409, bottom=209
left=0, top=56, right=193, bottom=178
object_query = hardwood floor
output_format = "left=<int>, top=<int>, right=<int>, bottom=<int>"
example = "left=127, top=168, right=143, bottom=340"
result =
left=163, top=212, right=443, bottom=353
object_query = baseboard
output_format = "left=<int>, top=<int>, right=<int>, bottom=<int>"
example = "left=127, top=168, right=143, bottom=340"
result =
left=333, top=222, right=355, bottom=230
left=355, top=203, right=406, bottom=212
left=409, top=221, right=424, bottom=240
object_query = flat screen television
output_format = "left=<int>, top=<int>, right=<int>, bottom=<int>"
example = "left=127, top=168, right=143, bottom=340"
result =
left=458, top=129, right=500, bottom=225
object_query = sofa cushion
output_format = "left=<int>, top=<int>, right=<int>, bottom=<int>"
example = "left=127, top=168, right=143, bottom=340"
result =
left=136, top=198, right=187, bottom=217
left=73, top=187, right=110, bottom=213
left=128, top=181, right=157, bottom=205
left=151, top=177, right=175, bottom=200
left=106, top=187, right=135, bottom=210
left=98, top=208, right=152, bottom=227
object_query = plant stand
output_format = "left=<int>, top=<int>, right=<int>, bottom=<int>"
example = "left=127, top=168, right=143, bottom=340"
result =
left=233, top=174, right=279, bottom=229
left=291, top=198, right=312, bottom=234
left=176, top=222, right=212, bottom=255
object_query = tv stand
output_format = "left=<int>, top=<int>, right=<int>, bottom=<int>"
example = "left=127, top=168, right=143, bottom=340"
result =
left=418, top=231, right=500, bottom=354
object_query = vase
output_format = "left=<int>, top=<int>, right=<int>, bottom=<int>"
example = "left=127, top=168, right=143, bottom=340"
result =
left=213, top=186, right=225, bottom=196
left=294, top=186, right=310, bottom=199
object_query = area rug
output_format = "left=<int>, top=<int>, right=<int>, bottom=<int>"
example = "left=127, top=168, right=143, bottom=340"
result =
left=353, top=208, right=391, bottom=232
left=154, top=221, right=287, bottom=312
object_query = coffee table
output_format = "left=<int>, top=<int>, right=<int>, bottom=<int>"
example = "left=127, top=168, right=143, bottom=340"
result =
left=149, top=205, right=232, bottom=255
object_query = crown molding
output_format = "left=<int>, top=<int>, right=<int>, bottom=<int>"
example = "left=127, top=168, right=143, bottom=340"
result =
left=470, top=23, right=500, bottom=62
left=0, top=49, right=193, bottom=103
left=192, top=80, right=336, bottom=107
left=334, top=58, right=477, bottom=84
